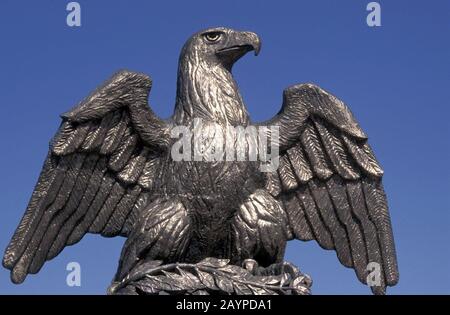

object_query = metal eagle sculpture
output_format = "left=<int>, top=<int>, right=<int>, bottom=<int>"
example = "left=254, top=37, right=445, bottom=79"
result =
left=3, top=27, right=398, bottom=295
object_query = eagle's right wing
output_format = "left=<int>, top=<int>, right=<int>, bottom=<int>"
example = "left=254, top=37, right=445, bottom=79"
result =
left=3, top=70, right=170, bottom=284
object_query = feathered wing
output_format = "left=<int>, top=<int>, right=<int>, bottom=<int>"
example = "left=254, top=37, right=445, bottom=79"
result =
left=261, top=84, right=398, bottom=294
left=3, top=70, right=170, bottom=283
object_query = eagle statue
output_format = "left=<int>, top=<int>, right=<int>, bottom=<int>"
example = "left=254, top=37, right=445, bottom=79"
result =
left=3, top=27, right=398, bottom=295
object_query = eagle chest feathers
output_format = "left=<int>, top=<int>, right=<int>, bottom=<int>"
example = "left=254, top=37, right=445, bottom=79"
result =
left=163, top=121, right=266, bottom=206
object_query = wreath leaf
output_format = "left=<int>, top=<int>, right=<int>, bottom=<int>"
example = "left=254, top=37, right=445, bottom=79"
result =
left=109, top=258, right=311, bottom=295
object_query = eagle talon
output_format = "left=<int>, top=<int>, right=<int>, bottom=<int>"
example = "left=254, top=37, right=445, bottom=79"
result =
left=246, top=260, right=303, bottom=279
left=242, top=259, right=259, bottom=274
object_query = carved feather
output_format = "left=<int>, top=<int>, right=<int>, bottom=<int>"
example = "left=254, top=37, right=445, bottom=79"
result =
left=296, top=186, right=334, bottom=250
left=81, top=112, right=115, bottom=151
left=282, top=194, right=314, bottom=241
left=325, top=176, right=367, bottom=282
left=362, top=178, right=398, bottom=286
left=264, top=172, right=282, bottom=197
left=308, top=180, right=353, bottom=268
left=108, top=129, right=138, bottom=172
left=100, top=111, right=129, bottom=155
left=300, top=121, right=333, bottom=180
left=66, top=173, right=116, bottom=245
left=47, top=156, right=108, bottom=259
left=89, top=182, right=126, bottom=233
left=277, top=155, right=298, bottom=191
left=29, top=153, right=100, bottom=273
left=345, top=180, right=385, bottom=294
left=118, top=147, right=149, bottom=184
left=342, top=134, right=383, bottom=177
left=121, top=193, right=149, bottom=236
left=137, top=155, right=160, bottom=191
left=313, top=118, right=360, bottom=180
left=286, top=144, right=313, bottom=184
left=52, top=121, right=91, bottom=156
left=103, top=186, right=142, bottom=237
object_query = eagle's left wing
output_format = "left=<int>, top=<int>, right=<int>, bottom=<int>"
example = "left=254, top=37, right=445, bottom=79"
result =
left=260, top=84, right=399, bottom=294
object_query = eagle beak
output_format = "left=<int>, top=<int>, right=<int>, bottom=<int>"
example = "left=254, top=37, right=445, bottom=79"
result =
left=216, top=31, right=261, bottom=67
left=240, top=31, right=261, bottom=56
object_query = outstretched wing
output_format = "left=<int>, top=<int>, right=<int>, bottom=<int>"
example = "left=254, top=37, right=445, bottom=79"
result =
left=261, top=84, right=398, bottom=294
left=3, top=70, right=170, bottom=283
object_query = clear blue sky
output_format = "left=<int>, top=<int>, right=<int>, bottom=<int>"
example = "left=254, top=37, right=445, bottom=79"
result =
left=0, top=0, right=449, bottom=294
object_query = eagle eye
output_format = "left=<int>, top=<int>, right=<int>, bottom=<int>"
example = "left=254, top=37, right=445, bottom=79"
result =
left=204, top=32, right=221, bottom=42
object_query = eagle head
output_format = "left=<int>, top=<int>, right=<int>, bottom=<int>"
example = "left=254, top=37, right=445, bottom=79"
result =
left=181, top=27, right=261, bottom=70
left=174, top=27, right=261, bottom=125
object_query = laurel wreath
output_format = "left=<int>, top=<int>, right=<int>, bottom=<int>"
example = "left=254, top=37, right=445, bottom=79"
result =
left=108, top=258, right=312, bottom=295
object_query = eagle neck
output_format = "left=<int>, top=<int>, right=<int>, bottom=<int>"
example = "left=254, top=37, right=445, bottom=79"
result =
left=173, top=57, right=249, bottom=127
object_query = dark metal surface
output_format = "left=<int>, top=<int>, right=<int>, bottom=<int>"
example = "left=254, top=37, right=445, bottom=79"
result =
left=109, top=258, right=312, bottom=295
left=3, top=27, right=398, bottom=294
